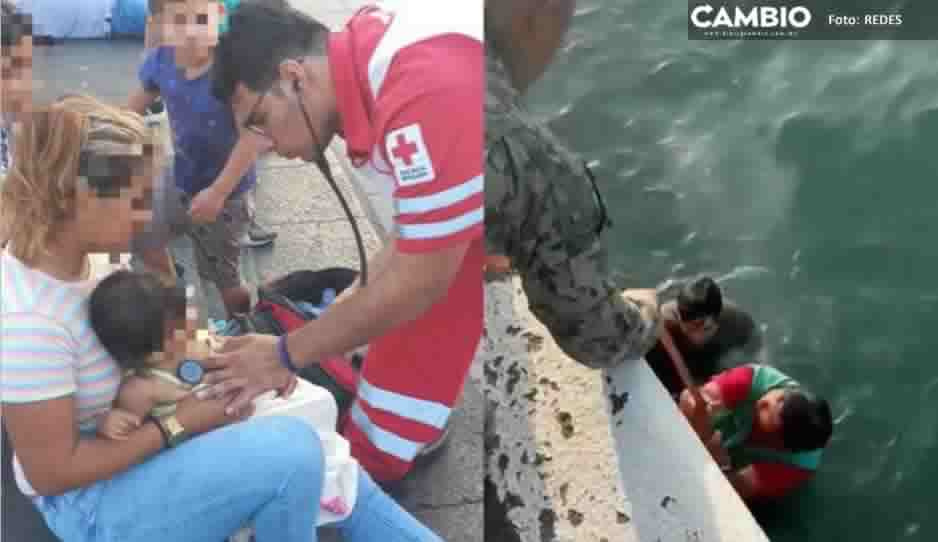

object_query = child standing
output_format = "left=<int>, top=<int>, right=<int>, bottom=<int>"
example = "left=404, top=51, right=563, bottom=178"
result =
left=1, top=0, right=33, bottom=178
left=128, top=0, right=269, bottom=316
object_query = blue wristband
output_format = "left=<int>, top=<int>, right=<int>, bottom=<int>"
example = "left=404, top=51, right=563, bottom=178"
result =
left=277, top=334, right=299, bottom=373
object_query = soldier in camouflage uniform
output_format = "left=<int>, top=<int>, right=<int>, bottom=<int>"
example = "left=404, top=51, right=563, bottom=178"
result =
left=484, top=1, right=661, bottom=369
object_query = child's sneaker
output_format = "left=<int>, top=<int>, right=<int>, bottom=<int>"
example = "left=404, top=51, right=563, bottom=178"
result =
left=240, top=223, right=277, bottom=248
left=144, top=98, right=164, bottom=116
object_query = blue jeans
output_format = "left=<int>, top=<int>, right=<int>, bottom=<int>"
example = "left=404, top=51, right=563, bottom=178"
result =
left=333, top=469, right=442, bottom=542
left=33, top=417, right=441, bottom=542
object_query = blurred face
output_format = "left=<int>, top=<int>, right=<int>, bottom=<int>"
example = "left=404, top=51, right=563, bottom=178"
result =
left=755, top=388, right=787, bottom=434
left=160, top=288, right=209, bottom=365
left=157, top=0, right=222, bottom=68
left=74, top=153, right=156, bottom=251
left=1, top=34, right=34, bottom=117
left=233, top=60, right=336, bottom=162
left=677, top=310, right=719, bottom=344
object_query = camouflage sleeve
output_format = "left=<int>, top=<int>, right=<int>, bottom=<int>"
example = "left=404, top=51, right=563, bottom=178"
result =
left=485, top=50, right=660, bottom=369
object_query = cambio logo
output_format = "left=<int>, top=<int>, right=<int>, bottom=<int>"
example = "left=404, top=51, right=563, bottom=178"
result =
left=690, top=5, right=812, bottom=29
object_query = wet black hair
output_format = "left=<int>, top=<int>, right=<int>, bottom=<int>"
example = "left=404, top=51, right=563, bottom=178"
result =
left=677, top=276, right=723, bottom=321
left=89, top=270, right=186, bottom=370
left=779, top=390, right=834, bottom=452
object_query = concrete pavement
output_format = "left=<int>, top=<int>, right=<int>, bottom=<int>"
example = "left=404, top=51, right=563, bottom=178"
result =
left=481, top=278, right=638, bottom=542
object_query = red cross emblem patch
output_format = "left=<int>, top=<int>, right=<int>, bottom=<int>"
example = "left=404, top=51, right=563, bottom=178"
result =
left=386, top=124, right=436, bottom=186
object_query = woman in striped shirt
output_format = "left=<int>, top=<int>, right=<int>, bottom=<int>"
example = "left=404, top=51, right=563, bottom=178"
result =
left=0, top=95, right=326, bottom=542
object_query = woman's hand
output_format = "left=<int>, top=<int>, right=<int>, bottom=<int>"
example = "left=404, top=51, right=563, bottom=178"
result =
left=200, top=334, right=294, bottom=415
left=173, top=392, right=254, bottom=436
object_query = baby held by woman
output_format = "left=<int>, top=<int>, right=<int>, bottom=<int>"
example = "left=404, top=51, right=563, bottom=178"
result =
left=88, top=269, right=359, bottom=527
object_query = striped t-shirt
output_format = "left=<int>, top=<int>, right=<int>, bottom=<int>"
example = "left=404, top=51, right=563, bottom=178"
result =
left=1, top=248, right=124, bottom=496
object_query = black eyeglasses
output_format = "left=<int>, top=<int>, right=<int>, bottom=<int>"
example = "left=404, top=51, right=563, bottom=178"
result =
left=242, top=58, right=307, bottom=138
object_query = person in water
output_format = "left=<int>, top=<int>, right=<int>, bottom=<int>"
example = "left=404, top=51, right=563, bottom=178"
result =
left=646, top=276, right=763, bottom=397
left=680, top=363, right=834, bottom=500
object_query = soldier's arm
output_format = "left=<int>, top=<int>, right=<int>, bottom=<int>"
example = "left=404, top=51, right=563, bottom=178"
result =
left=485, top=107, right=660, bottom=369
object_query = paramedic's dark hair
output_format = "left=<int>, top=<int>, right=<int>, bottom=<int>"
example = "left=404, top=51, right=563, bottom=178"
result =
left=779, top=390, right=833, bottom=452
left=212, top=1, right=330, bottom=103
left=2, top=0, right=31, bottom=50
left=89, top=270, right=187, bottom=370
left=677, top=276, right=723, bottom=321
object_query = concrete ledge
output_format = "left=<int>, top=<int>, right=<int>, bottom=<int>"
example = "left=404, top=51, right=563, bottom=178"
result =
left=482, top=278, right=637, bottom=542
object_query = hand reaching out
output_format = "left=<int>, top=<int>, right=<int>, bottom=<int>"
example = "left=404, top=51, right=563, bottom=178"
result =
left=201, top=334, right=296, bottom=415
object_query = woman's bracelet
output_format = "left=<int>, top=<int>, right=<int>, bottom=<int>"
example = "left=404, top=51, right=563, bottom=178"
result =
left=146, top=415, right=170, bottom=449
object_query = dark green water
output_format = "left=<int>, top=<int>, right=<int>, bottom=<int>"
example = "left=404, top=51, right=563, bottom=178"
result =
left=525, top=1, right=938, bottom=540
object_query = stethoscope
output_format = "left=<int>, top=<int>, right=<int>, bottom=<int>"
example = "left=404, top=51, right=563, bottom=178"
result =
left=294, top=77, right=369, bottom=289
left=292, top=14, right=370, bottom=290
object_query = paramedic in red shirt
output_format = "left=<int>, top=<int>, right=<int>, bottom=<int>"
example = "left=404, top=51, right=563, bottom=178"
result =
left=202, top=1, right=484, bottom=483
left=680, top=364, right=834, bottom=500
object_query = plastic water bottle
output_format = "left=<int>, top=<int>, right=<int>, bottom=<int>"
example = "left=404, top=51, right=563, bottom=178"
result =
left=321, top=288, right=336, bottom=307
